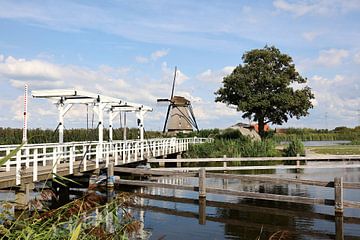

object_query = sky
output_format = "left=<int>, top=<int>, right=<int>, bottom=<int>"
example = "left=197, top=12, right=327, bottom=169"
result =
left=0, top=0, right=360, bottom=131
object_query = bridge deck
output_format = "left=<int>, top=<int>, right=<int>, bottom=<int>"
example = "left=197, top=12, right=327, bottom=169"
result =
left=0, top=137, right=209, bottom=189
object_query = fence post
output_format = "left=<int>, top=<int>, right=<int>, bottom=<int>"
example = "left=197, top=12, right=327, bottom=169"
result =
left=106, top=144, right=110, bottom=167
left=335, top=212, right=344, bottom=240
left=223, top=155, right=227, bottom=173
left=198, top=196, right=206, bottom=225
left=16, top=150, right=21, bottom=185
left=199, top=168, right=206, bottom=198
left=334, top=177, right=343, bottom=214
left=52, top=147, right=57, bottom=174
left=296, top=154, right=300, bottom=173
left=5, top=149, right=10, bottom=172
left=42, top=147, right=47, bottom=166
left=69, top=146, right=74, bottom=175
left=33, top=149, right=38, bottom=182
left=114, top=143, right=118, bottom=166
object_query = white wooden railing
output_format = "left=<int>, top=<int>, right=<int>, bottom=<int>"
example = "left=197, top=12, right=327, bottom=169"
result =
left=0, top=137, right=211, bottom=185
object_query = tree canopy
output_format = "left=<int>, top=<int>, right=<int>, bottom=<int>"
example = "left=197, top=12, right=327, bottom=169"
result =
left=215, top=46, right=315, bottom=139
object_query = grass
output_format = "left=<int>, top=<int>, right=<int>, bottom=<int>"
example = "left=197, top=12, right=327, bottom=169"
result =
left=307, top=145, right=360, bottom=155
left=0, top=143, right=141, bottom=240
left=0, top=191, right=141, bottom=240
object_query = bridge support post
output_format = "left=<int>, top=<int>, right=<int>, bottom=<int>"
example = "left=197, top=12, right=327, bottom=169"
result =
left=15, top=183, right=32, bottom=212
left=57, top=101, right=72, bottom=144
left=136, top=110, right=146, bottom=160
left=334, top=177, right=343, bottom=214
left=335, top=211, right=344, bottom=240
left=107, top=162, right=115, bottom=189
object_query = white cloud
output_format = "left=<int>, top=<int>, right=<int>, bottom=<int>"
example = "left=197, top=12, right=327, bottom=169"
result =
left=161, top=62, right=189, bottom=85
left=135, top=49, right=169, bottom=64
left=273, top=0, right=360, bottom=17
left=310, top=74, right=346, bottom=87
left=151, top=49, right=169, bottom=61
left=0, top=56, right=62, bottom=80
left=273, top=0, right=315, bottom=16
left=197, top=66, right=235, bottom=83
left=302, top=31, right=323, bottom=41
left=354, top=51, right=360, bottom=64
left=10, top=79, right=64, bottom=88
left=316, top=49, right=349, bottom=67
left=135, top=56, right=149, bottom=63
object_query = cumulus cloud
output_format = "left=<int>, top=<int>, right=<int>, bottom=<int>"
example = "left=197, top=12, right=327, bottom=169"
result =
left=354, top=51, right=360, bottom=64
left=135, top=56, right=149, bottom=63
left=273, top=0, right=360, bottom=17
left=135, top=49, right=169, bottom=63
left=316, top=49, right=349, bottom=67
left=161, top=62, right=189, bottom=85
left=273, top=0, right=315, bottom=16
left=302, top=31, right=323, bottom=41
left=151, top=49, right=169, bottom=60
left=196, top=66, right=235, bottom=83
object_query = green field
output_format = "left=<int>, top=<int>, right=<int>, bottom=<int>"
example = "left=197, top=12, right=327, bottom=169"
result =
left=307, top=145, right=360, bottom=155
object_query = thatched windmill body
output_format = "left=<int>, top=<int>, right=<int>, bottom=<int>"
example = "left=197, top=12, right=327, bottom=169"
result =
left=157, top=67, right=199, bottom=134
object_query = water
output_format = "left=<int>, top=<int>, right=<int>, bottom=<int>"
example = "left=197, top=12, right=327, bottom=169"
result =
left=280, top=140, right=351, bottom=147
left=125, top=168, right=360, bottom=240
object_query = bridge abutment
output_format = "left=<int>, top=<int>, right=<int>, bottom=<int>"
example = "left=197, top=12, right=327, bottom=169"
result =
left=15, top=183, right=33, bottom=213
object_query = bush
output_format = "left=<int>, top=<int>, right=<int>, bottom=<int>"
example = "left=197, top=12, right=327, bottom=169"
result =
left=184, top=138, right=280, bottom=158
left=285, top=139, right=305, bottom=157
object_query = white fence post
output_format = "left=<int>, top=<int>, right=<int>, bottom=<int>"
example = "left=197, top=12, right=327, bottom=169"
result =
left=33, top=148, right=38, bottom=182
left=52, top=147, right=57, bottom=174
left=69, top=146, right=74, bottom=174
left=95, top=145, right=99, bottom=169
left=25, top=147, right=30, bottom=168
left=42, top=147, right=47, bottom=166
left=16, top=150, right=21, bottom=185
left=134, top=142, right=138, bottom=162
left=114, top=143, right=118, bottom=165
left=106, top=144, right=110, bottom=167
left=5, top=149, right=10, bottom=172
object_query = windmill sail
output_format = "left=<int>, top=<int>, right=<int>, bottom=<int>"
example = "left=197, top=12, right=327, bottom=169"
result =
left=157, top=66, right=199, bottom=133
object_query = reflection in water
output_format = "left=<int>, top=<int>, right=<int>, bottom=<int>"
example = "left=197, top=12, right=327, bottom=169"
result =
left=125, top=168, right=360, bottom=240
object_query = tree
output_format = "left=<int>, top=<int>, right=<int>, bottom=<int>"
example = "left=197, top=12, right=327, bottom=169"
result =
left=215, top=46, right=314, bottom=139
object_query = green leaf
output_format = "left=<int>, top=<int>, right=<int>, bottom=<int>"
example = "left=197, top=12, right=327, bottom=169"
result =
left=0, top=142, right=26, bottom=167
left=70, top=223, right=81, bottom=240
left=53, top=173, right=81, bottom=186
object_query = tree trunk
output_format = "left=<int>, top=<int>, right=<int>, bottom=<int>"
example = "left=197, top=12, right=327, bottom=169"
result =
left=258, top=117, right=265, bottom=140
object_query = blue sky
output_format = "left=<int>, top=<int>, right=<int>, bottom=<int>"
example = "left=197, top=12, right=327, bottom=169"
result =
left=0, top=0, right=360, bottom=131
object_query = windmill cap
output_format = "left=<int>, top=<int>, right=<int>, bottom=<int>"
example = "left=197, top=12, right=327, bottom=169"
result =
left=171, top=96, right=190, bottom=106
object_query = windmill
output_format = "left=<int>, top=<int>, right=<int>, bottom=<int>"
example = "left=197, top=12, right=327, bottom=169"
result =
left=157, top=66, right=199, bottom=134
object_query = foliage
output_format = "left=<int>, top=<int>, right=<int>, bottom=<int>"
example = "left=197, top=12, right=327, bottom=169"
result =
left=184, top=138, right=279, bottom=158
left=0, top=127, right=163, bottom=145
left=0, top=192, right=140, bottom=240
left=215, top=46, right=314, bottom=138
left=284, top=139, right=305, bottom=157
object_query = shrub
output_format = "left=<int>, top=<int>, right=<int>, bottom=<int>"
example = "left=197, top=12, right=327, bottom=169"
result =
left=284, top=139, right=305, bottom=157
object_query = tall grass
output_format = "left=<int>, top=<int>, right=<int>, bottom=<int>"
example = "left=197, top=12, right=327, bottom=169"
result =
left=184, top=139, right=280, bottom=158
left=0, top=192, right=140, bottom=240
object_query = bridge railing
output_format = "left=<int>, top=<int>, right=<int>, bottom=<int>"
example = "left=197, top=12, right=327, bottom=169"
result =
left=0, top=137, right=211, bottom=185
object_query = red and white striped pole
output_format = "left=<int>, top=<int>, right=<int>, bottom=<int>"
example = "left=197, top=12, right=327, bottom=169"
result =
left=22, top=84, right=28, bottom=143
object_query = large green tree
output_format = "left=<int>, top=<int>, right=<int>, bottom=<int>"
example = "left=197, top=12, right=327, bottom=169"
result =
left=215, top=46, right=314, bottom=139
